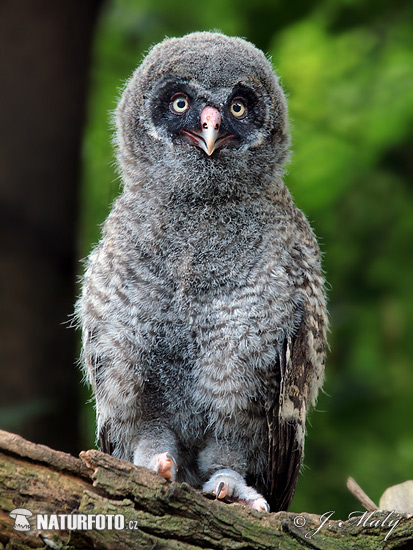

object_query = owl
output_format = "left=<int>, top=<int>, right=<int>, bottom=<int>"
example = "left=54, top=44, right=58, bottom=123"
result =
left=77, top=32, right=327, bottom=513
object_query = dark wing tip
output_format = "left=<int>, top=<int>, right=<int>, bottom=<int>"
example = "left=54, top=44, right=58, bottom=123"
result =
left=99, top=422, right=114, bottom=455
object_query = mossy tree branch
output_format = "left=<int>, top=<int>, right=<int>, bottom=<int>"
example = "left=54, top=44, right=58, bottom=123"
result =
left=0, top=430, right=411, bottom=550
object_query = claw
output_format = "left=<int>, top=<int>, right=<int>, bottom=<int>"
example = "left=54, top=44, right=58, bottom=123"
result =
left=166, top=453, right=178, bottom=468
left=216, top=481, right=225, bottom=499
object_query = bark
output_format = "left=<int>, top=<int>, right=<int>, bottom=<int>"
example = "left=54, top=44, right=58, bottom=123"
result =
left=0, top=0, right=102, bottom=454
left=0, top=430, right=412, bottom=550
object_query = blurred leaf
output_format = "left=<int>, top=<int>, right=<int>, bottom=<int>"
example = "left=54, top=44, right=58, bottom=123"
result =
left=379, top=480, right=413, bottom=513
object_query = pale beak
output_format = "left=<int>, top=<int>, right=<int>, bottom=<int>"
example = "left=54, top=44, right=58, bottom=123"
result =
left=181, top=106, right=222, bottom=156
left=181, top=105, right=236, bottom=156
left=198, top=106, right=221, bottom=156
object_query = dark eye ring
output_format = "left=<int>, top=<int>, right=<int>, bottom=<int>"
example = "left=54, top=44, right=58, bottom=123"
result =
left=230, top=97, right=247, bottom=119
left=170, top=93, right=190, bottom=115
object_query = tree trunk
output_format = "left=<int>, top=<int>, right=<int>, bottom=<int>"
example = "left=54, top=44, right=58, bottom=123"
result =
left=0, top=430, right=411, bottom=550
left=0, top=0, right=102, bottom=454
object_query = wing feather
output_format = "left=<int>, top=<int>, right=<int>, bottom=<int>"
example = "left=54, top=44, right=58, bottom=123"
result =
left=99, top=421, right=114, bottom=455
left=264, top=312, right=315, bottom=511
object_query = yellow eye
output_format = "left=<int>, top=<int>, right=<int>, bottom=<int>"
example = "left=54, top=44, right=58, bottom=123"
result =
left=170, top=94, right=189, bottom=114
left=230, top=98, right=247, bottom=118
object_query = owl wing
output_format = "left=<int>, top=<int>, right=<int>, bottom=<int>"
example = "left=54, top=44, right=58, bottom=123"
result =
left=86, top=350, right=115, bottom=455
left=99, top=421, right=114, bottom=455
left=264, top=310, right=316, bottom=511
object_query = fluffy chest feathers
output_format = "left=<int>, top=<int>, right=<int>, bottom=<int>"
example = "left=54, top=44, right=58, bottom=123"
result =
left=164, top=208, right=263, bottom=294
left=121, top=193, right=293, bottom=299
left=119, top=195, right=300, bottom=415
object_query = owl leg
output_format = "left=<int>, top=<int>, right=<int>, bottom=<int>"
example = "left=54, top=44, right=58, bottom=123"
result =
left=203, top=469, right=269, bottom=512
left=133, top=424, right=178, bottom=481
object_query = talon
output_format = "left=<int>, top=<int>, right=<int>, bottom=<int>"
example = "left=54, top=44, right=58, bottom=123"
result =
left=216, top=481, right=225, bottom=499
left=166, top=453, right=178, bottom=469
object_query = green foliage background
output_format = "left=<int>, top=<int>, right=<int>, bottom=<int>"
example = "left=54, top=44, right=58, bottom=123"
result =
left=78, top=0, right=413, bottom=516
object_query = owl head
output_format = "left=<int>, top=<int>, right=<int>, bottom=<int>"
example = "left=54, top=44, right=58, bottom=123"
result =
left=115, top=32, right=290, bottom=198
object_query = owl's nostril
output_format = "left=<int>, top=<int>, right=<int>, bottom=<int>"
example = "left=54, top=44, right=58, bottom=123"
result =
left=200, top=106, right=221, bottom=132
left=198, top=106, right=222, bottom=155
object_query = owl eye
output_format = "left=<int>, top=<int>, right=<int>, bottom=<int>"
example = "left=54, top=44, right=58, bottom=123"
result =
left=230, top=98, right=247, bottom=119
left=170, top=94, right=190, bottom=114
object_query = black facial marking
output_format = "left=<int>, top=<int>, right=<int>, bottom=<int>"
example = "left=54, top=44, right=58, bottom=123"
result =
left=151, top=80, right=200, bottom=136
left=150, top=79, right=265, bottom=151
left=224, top=84, right=265, bottom=136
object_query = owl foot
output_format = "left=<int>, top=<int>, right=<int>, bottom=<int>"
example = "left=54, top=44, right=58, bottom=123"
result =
left=147, top=452, right=177, bottom=481
left=203, top=469, right=269, bottom=512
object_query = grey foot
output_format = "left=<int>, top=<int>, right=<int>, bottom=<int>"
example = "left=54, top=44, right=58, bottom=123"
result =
left=203, top=469, right=269, bottom=512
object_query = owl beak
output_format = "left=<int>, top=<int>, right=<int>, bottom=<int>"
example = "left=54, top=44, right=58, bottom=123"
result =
left=198, top=106, right=221, bottom=156
left=181, top=106, right=234, bottom=156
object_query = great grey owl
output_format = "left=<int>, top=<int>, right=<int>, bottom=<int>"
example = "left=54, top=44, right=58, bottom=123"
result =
left=77, top=31, right=327, bottom=512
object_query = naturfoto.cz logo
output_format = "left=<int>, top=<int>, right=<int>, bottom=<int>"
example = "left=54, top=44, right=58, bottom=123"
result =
left=9, top=509, right=139, bottom=531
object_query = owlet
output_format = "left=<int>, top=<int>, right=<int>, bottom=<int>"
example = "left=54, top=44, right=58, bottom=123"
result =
left=77, top=31, right=328, bottom=512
